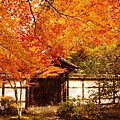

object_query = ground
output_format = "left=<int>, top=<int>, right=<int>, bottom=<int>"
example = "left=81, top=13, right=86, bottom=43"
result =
left=26, top=106, right=59, bottom=119
left=0, top=106, right=62, bottom=120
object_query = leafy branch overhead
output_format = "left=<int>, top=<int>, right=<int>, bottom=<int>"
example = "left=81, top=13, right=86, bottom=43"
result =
left=0, top=0, right=120, bottom=80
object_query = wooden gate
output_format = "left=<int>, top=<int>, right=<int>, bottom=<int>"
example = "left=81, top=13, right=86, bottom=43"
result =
left=29, top=73, right=68, bottom=107
left=33, top=78, right=59, bottom=106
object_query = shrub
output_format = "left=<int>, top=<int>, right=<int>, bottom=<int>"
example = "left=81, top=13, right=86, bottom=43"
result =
left=57, top=98, right=120, bottom=120
left=0, top=96, right=17, bottom=115
left=57, top=98, right=88, bottom=120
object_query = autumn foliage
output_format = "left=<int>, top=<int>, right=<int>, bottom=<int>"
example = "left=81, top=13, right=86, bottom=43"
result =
left=0, top=0, right=120, bottom=80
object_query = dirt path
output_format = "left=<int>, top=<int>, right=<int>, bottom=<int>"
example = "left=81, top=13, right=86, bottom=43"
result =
left=26, top=106, right=61, bottom=119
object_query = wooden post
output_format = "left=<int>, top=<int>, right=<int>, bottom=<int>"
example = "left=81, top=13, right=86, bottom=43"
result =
left=61, top=73, right=66, bottom=102
left=2, top=82, right=5, bottom=96
left=58, top=77, right=61, bottom=103
left=63, top=81, right=66, bottom=102
left=82, top=79, right=84, bottom=103
left=98, top=80, right=101, bottom=104
left=113, top=80, right=115, bottom=104
left=25, top=87, right=30, bottom=109
left=66, top=72, right=69, bottom=99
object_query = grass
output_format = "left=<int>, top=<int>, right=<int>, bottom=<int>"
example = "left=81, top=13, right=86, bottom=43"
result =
left=0, top=114, right=47, bottom=120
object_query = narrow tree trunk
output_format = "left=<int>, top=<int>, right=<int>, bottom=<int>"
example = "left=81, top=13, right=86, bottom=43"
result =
left=13, top=79, right=22, bottom=119
left=8, top=78, right=21, bottom=119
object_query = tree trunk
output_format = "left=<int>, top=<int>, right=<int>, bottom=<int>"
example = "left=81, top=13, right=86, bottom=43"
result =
left=13, top=80, right=22, bottom=119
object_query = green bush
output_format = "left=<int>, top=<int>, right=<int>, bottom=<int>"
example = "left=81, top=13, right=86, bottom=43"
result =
left=57, top=98, right=120, bottom=120
left=57, top=98, right=89, bottom=120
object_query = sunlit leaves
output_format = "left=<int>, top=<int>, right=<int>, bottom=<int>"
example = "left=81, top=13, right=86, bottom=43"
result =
left=34, top=66, right=67, bottom=78
left=0, top=0, right=120, bottom=81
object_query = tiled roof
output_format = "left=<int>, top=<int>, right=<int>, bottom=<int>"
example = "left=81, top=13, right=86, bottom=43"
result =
left=59, top=57, right=79, bottom=70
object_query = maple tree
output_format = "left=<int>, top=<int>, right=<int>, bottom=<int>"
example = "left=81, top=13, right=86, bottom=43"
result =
left=0, top=0, right=120, bottom=118
left=1, top=0, right=119, bottom=70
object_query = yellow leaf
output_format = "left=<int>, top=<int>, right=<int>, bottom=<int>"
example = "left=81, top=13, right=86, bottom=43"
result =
left=16, top=17, right=21, bottom=22
left=58, top=18, right=65, bottom=24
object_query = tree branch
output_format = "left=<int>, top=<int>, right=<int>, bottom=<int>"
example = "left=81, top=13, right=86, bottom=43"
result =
left=27, top=0, right=37, bottom=35
left=45, top=0, right=93, bottom=29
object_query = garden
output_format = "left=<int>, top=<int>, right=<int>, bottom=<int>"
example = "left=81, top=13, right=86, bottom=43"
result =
left=0, top=0, right=120, bottom=119
left=0, top=96, right=120, bottom=120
